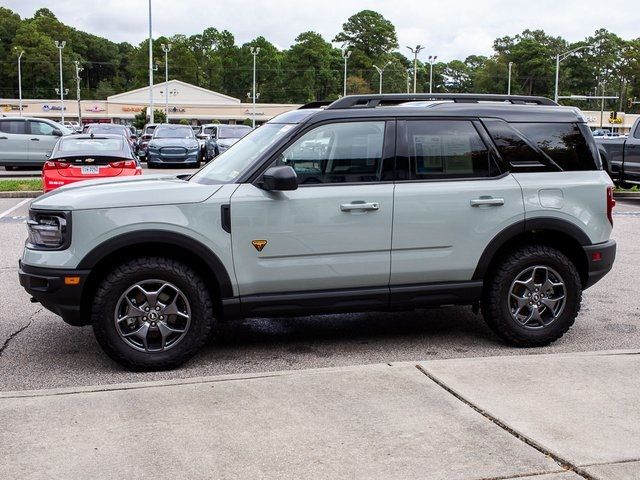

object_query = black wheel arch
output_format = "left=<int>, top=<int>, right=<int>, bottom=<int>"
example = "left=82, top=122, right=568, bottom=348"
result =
left=77, top=230, right=234, bottom=325
left=473, top=218, right=591, bottom=288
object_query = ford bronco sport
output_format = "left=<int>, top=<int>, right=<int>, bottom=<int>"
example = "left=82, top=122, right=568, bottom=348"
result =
left=19, top=94, right=617, bottom=370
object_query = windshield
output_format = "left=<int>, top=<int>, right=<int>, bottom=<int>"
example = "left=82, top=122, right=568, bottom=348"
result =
left=59, top=137, right=123, bottom=152
left=89, top=125, right=126, bottom=135
left=190, top=123, right=296, bottom=184
left=154, top=126, right=194, bottom=139
left=219, top=125, right=252, bottom=139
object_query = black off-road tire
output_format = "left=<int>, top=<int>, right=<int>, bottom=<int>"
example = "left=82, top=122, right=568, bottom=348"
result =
left=481, top=244, right=582, bottom=347
left=91, top=257, right=215, bottom=371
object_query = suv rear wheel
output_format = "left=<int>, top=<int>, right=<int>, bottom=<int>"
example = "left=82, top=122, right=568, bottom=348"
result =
left=482, top=245, right=581, bottom=347
left=91, top=257, right=215, bottom=370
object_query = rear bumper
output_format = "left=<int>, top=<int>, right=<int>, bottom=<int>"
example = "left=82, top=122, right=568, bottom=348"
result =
left=583, top=239, right=616, bottom=289
left=18, top=261, right=90, bottom=326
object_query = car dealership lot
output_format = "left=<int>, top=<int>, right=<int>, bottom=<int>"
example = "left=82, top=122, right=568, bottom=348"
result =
left=0, top=197, right=639, bottom=392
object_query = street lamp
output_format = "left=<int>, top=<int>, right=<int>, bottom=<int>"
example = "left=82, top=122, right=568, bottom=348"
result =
left=249, top=46, right=260, bottom=128
left=54, top=40, right=66, bottom=122
left=14, top=48, right=24, bottom=117
left=373, top=61, right=392, bottom=94
left=406, top=45, right=425, bottom=93
left=148, top=0, right=154, bottom=123
left=427, top=55, right=438, bottom=94
left=161, top=43, right=172, bottom=120
left=341, top=48, right=352, bottom=97
left=74, top=60, right=83, bottom=125
left=554, top=45, right=593, bottom=103
left=406, top=68, right=411, bottom=93
left=507, top=62, right=513, bottom=95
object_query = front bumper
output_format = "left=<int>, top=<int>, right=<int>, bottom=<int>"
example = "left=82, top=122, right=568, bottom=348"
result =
left=147, top=152, right=199, bottom=165
left=18, top=261, right=90, bottom=326
left=583, top=239, right=616, bottom=288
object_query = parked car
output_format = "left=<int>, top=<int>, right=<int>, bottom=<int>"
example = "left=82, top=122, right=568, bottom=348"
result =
left=63, top=121, right=82, bottom=133
left=203, top=124, right=252, bottom=160
left=597, top=116, right=640, bottom=189
left=19, top=93, right=616, bottom=370
left=147, top=124, right=201, bottom=168
left=83, top=123, right=137, bottom=150
left=42, top=134, right=142, bottom=192
left=137, top=123, right=160, bottom=160
left=0, top=117, right=71, bottom=170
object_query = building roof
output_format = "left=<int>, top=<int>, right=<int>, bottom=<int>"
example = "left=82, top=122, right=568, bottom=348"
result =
left=107, top=79, right=241, bottom=106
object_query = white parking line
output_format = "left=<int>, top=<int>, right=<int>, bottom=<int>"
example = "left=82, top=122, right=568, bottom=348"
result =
left=0, top=198, right=31, bottom=219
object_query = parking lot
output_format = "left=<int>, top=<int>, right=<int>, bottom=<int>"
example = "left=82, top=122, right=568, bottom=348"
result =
left=0, top=195, right=637, bottom=392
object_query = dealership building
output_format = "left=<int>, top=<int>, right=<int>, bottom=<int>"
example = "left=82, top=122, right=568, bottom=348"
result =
left=0, top=80, right=300, bottom=125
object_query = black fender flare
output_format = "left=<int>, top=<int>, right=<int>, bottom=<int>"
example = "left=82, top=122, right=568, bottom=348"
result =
left=77, top=230, right=234, bottom=298
left=472, top=218, right=591, bottom=280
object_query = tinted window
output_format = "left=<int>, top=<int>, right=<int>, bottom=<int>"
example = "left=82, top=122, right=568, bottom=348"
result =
left=87, top=125, right=127, bottom=136
left=219, top=126, right=252, bottom=139
left=30, top=121, right=56, bottom=136
left=0, top=120, right=26, bottom=134
left=154, top=126, right=194, bottom=139
left=482, top=119, right=550, bottom=172
left=405, top=120, right=490, bottom=179
left=59, top=137, right=123, bottom=152
left=276, top=121, right=386, bottom=184
left=514, top=123, right=597, bottom=171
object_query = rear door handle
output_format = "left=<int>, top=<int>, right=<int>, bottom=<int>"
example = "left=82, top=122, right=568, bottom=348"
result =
left=0, top=136, right=7, bottom=140
left=470, top=197, right=504, bottom=207
left=340, top=201, right=379, bottom=212
left=30, top=138, right=40, bottom=141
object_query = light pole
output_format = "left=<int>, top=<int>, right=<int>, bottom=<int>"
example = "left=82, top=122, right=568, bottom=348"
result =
left=406, top=45, right=424, bottom=93
left=341, top=48, right=351, bottom=97
left=249, top=46, right=260, bottom=128
left=161, top=43, right=172, bottom=120
left=74, top=60, right=83, bottom=125
left=54, top=40, right=66, bottom=122
left=148, top=0, right=154, bottom=123
left=406, top=69, right=411, bottom=93
left=15, top=48, right=24, bottom=116
left=427, top=55, right=437, bottom=94
left=507, top=62, right=513, bottom=95
left=373, top=61, right=392, bottom=94
left=554, top=45, right=593, bottom=103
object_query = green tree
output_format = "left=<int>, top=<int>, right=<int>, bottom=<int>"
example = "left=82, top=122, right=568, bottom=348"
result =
left=334, top=10, right=398, bottom=60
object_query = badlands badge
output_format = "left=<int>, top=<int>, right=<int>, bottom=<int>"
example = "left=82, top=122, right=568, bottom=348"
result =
left=251, top=240, right=268, bottom=252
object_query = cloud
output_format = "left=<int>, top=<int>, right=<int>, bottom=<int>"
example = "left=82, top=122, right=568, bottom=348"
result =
left=4, top=0, right=639, bottom=61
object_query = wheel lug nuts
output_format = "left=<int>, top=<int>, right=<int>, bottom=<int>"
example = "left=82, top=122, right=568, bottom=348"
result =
left=155, top=307, right=160, bottom=311
left=537, top=302, right=541, bottom=306
left=160, top=316, right=164, bottom=320
left=145, top=307, right=149, bottom=312
left=143, top=316, right=147, bottom=321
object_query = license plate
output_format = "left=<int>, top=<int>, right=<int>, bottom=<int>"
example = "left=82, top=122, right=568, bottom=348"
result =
left=81, top=166, right=100, bottom=175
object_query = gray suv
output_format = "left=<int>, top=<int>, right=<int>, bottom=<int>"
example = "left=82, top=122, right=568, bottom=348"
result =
left=19, top=94, right=617, bottom=370
left=0, top=117, right=71, bottom=170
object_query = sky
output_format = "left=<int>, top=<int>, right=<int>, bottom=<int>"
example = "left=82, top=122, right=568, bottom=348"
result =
left=4, top=0, right=640, bottom=61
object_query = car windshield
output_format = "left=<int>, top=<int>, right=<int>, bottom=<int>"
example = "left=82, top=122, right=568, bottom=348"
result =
left=89, top=126, right=126, bottom=135
left=144, top=126, right=157, bottom=135
left=58, top=137, right=123, bottom=152
left=218, top=125, right=252, bottom=139
left=190, top=123, right=296, bottom=184
left=154, top=126, right=194, bottom=139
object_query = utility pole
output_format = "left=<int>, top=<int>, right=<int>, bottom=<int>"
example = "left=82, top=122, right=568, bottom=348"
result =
left=600, top=74, right=607, bottom=129
left=249, top=46, right=260, bottom=128
left=54, top=40, right=66, bottom=123
left=428, top=55, right=437, bottom=94
left=554, top=45, right=593, bottom=103
left=74, top=60, right=83, bottom=126
left=507, top=62, right=513, bottom=95
left=406, top=45, right=424, bottom=93
left=161, top=43, right=172, bottom=121
left=15, top=48, right=24, bottom=117
left=373, top=61, right=391, bottom=94
left=406, top=69, right=411, bottom=93
left=148, top=0, right=154, bottom=123
left=341, top=48, right=351, bottom=97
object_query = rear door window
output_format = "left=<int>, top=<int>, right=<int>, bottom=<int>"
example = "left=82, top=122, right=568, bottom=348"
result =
left=0, top=120, right=27, bottom=135
left=482, top=119, right=552, bottom=172
left=29, top=121, right=56, bottom=136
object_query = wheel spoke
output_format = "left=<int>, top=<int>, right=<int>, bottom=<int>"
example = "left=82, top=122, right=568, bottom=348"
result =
left=541, top=296, right=564, bottom=316
left=122, top=323, right=150, bottom=350
left=509, top=265, right=567, bottom=330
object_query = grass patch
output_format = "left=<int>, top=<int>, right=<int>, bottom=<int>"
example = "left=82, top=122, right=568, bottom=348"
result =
left=0, top=179, right=43, bottom=192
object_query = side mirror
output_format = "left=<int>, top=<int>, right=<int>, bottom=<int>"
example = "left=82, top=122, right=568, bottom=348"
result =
left=262, top=166, right=298, bottom=191
left=52, top=129, right=63, bottom=137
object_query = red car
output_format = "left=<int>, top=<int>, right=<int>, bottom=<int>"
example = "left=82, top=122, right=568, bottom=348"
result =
left=43, top=134, right=142, bottom=193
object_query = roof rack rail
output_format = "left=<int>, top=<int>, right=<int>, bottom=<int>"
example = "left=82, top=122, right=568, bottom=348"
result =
left=326, top=93, right=557, bottom=109
left=298, top=100, right=334, bottom=109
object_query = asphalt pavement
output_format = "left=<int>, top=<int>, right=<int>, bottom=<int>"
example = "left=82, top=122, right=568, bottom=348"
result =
left=0, top=197, right=638, bottom=392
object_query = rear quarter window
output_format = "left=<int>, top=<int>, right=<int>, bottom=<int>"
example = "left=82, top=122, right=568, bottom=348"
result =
left=512, top=123, right=598, bottom=171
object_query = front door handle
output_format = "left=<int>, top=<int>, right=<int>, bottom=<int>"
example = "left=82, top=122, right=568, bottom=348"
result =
left=340, top=201, right=380, bottom=212
left=0, top=136, right=8, bottom=140
left=470, top=197, right=505, bottom=207
left=30, top=138, right=40, bottom=141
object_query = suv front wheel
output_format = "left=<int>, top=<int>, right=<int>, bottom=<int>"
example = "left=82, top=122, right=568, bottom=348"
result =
left=482, top=245, right=582, bottom=347
left=91, top=257, right=215, bottom=370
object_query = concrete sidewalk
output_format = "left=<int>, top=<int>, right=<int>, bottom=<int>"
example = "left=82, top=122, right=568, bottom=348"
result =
left=1, top=351, right=639, bottom=480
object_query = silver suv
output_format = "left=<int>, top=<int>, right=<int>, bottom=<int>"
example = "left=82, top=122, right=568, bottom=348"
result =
left=0, top=117, right=71, bottom=170
left=19, top=94, right=617, bottom=370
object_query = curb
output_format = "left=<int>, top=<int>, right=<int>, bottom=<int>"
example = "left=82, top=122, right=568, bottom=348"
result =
left=0, top=191, right=42, bottom=198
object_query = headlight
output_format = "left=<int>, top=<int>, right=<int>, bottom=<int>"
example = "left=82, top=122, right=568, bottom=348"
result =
left=27, top=211, right=70, bottom=250
left=148, top=144, right=158, bottom=151
left=187, top=145, right=199, bottom=151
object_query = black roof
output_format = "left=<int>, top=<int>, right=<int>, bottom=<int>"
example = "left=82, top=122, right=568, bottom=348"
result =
left=282, top=94, right=585, bottom=125
left=49, top=134, right=134, bottom=160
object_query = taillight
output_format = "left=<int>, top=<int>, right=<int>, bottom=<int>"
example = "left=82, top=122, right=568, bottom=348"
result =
left=109, top=160, right=137, bottom=169
left=44, top=161, right=70, bottom=169
left=607, top=186, right=615, bottom=226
